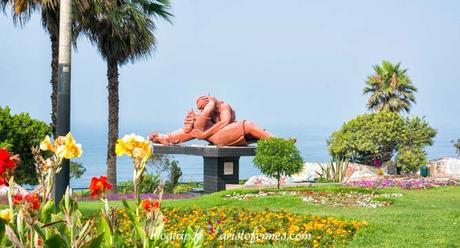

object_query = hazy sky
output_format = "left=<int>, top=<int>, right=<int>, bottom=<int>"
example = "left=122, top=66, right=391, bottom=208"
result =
left=1, top=0, right=460, bottom=132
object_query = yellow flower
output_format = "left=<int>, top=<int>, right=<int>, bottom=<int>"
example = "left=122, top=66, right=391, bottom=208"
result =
left=40, top=135, right=56, bottom=152
left=116, top=133, right=151, bottom=160
left=55, top=133, right=83, bottom=159
left=0, top=209, right=12, bottom=222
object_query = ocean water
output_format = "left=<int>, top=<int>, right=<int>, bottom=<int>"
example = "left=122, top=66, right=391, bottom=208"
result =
left=70, top=124, right=460, bottom=188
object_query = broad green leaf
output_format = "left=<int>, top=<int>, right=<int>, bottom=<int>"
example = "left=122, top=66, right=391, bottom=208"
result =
left=81, top=232, right=105, bottom=248
left=44, top=234, right=67, bottom=248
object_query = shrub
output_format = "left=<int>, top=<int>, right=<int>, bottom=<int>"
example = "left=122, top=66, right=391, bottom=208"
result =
left=328, top=112, right=436, bottom=173
left=173, top=183, right=198, bottom=194
left=253, top=137, right=304, bottom=189
left=118, top=173, right=160, bottom=194
left=165, top=160, right=182, bottom=193
left=149, top=155, right=183, bottom=193
left=316, top=157, right=350, bottom=183
left=0, top=106, right=52, bottom=185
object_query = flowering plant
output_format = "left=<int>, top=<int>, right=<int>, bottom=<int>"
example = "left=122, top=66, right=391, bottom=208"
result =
left=114, top=133, right=205, bottom=247
left=0, top=133, right=207, bottom=247
left=0, top=148, right=20, bottom=186
left=116, top=134, right=152, bottom=202
left=0, top=137, right=107, bottom=248
left=34, top=133, right=82, bottom=202
left=345, top=178, right=457, bottom=190
left=115, top=207, right=367, bottom=247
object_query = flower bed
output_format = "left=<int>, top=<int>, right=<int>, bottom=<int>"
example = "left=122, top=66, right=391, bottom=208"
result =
left=300, top=191, right=402, bottom=208
left=225, top=190, right=402, bottom=208
left=344, top=178, right=458, bottom=190
left=117, top=207, right=368, bottom=247
left=77, top=192, right=196, bottom=202
left=224, top=190, right=298, bottom=200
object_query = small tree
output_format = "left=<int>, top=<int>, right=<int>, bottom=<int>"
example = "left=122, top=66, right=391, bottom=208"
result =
left=253, top=137, right=304, bottom=189
left=70, top=161, right=86, bottom=179
left=455, top=139, right=460, bottom=158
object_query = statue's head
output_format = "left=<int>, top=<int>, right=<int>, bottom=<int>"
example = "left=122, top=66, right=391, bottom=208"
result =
left=196, top=96, right=209, bottom=111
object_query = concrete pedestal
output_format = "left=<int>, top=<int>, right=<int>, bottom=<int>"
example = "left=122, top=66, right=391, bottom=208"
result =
left=152, top=144, right=255, bottom=193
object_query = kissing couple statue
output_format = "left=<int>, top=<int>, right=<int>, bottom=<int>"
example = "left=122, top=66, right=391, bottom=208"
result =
left=149, top=96, right=273, bottom=146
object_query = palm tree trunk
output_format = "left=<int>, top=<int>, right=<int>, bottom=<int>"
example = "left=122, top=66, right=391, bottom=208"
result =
left=50, top=32, right=58, bottom=137
left=107, top=58, right=119, bottom=192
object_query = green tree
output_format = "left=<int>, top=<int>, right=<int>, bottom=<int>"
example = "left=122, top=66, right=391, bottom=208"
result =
left=328, top=112, right=405, bottom=164
left=328, top=112, right=436, bottom=173
left=0, top=106, right=52, bottom=185
left=83, top=0, right=172, bottom=191
left=363, top=61, right=417, bottom=113
left=165, top=160, right=182, bottom=193
left=70, top=161, right=86, bottom=179
left=454, top=139, right=460, bottom=158
left=396, top=117, right=436, bottom=172
left=253, top=138, right=304, bottom=189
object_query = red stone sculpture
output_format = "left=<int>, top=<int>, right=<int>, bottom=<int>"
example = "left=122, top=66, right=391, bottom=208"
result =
left=149, top=96, right=273, bottom=146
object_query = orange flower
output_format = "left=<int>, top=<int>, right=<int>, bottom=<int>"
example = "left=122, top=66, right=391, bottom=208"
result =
left=142, top=199, right=160, bottom=212
left=89, top=176, right=112, bottom=198
left=25, top=193, right=40, bottom=210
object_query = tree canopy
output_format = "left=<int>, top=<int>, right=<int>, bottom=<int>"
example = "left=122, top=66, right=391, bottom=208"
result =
left=0, top=106, right=52, bottom=184
left=363, top=61, right=417, bottom=113
left=254, top=137, right=304, bottom=189
left=328, top=112, right=436, bottom=172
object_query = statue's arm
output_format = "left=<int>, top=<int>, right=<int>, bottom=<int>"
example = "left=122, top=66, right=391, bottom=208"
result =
left=200, top=97, right=216, bottom=117
left=201, top=107, right=232, bottom=138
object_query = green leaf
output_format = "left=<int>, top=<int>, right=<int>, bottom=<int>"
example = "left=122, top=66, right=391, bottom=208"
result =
left=0, top=218, right=5, bottom=241
left=81, top=232, right=105, bottom=248
left=39, top=201, right=55, bottom=223
left=44, top=234, right=67, bottom=248
left=122, top=199, right=145, bottom=241
left=98, top=213, right=112, bottom=246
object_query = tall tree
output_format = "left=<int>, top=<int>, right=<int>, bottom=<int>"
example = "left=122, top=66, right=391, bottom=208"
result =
left=84, top=0, right=172, bottom=191
left=0, top=0, right=37, bottom=21
left=40, top=1, right=60, bottom=136
left=363, top=61, right=417, bottom=113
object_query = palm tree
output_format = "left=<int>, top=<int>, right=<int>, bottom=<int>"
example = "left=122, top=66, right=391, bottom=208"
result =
left=363, top=61, right=417, bottom=113
left=40, top=1, right=60, bottom=136
left=83, top=0, right=172, bottom=191
left=0, top=0, right=37, bottom=21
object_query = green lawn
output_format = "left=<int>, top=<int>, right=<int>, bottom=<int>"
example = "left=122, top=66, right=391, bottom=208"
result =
left=79, top=185, right=460, bottom=248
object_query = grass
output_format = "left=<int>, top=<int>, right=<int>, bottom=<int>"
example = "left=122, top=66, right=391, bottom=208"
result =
left=78, top=185, right=460, bottom=248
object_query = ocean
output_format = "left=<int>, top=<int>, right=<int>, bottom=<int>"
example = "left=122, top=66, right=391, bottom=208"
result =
left=70, top=124, right=460, bottom=188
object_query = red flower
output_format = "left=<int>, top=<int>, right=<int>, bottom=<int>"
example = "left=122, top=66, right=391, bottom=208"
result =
left=162, top=216, right=168, bottom=222
left=0, top=149, right=18, bottom=185
left=0, top=178, right=7, bottom=186
left=0, top=149, right=16, bottom=170
left=25, top=193, right=40, bottom=210
left=13, top=193, right=23, bottom=205
left=142, top=199, right=160, bottom=212
left=89, top=176, right=112, bottom=198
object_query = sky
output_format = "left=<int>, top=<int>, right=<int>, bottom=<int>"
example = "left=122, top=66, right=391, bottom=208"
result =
left=1, top=0, right=460, bottom=132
